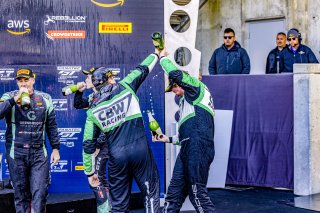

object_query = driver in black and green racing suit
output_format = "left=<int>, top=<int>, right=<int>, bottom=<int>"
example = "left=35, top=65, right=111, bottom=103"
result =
left=83, top=51, right=161, bottom=212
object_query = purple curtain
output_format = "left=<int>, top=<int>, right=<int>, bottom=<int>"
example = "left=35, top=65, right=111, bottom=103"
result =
left=203, top=74, right=293, bottom=189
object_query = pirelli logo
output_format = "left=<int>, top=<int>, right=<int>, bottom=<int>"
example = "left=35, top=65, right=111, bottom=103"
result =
left=75, top=166, right=84, bottom=170
left=17, top=69, right=30, bottom=75
left=99, top=22, right=132, bottom=33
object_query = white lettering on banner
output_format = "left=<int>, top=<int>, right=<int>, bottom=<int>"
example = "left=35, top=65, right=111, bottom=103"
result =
left=58, top=128, right=81, bottom=148
left=58, top=70, right=77, bottom=76
left=51, top=160, right=68, bottom=172
left=52, top=99, right=68, bottom=111
left=7, top=20, right=29, bottom=28
left=0, top=68, right=14, bottom=81
left=57, top=66, right=81, bottom=84
left=57, top=66, right=82, bottom=71
left=44, top=15, right=87, bottom=25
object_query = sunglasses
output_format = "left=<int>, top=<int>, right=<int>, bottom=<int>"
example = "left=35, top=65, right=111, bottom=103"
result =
left=224, top=36, right=234, bottom=40
left=288, top=37, right=297, bottom=41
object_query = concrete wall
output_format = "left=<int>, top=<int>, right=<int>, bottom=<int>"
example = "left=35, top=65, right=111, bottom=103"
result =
left=197, top=0, right=320, bottom=75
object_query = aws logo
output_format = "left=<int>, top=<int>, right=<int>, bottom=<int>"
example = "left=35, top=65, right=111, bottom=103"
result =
left=7, top=20, right=30, bottom=35
left=91, top=0, right=124, bottom=8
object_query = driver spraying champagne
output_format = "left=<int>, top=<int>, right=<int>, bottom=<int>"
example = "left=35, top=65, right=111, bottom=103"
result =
left=82, top=49, right=161, bottom=212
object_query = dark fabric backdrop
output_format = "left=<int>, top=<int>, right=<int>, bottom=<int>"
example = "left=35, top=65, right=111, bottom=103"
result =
left=203, top=74, right=293, bottom=189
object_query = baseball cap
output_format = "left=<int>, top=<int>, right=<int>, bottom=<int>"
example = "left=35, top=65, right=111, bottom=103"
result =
left=82, top=67, right=98, bottom=75
left=83, top=67, right=118, bottom=77
left=16, top=68, right=36, bottom=79
left=287, top=29, right=299, bottom=38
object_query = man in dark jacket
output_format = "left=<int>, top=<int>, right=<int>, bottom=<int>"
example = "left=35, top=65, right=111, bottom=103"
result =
left=209, top=28, right=250, bottom=74
left=266, top=32, right=288, bottom=74
left=0, top=68, right=60, bottom=212
left=279, top=28, right=319, bottom=73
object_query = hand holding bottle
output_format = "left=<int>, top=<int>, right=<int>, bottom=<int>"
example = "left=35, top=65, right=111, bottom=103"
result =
left=160, top=48, right=169, bottom=58
left=77, top=82, right=87, bottom=92
left=62, top=84, right=78, bottom=96
left=14, top=87, right=29, bottom=103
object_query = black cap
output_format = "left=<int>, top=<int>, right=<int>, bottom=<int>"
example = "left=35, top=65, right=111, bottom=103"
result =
left=82, top=67, right=98, bottom=75
left=16, top=68, right=36, bottom=79
left=83, top=67, right=118, bottom=77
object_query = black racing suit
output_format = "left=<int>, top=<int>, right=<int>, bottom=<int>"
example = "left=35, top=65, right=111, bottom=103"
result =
left=160, top=57, right=216, bottom=212
left=83, top=53, right=160, bottom=212
left=0, top=90, right=60, bottom=213
left=74, top=90, right=110, bottom=212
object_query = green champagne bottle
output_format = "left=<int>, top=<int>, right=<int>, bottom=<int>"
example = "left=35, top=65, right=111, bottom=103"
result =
left=151, top=32, right=164, bottom=51
left=147, top=112, right=163, bottom=136
left=62, top=85, right=78, bottom=96
left=20, top=92, right=30, bottom=107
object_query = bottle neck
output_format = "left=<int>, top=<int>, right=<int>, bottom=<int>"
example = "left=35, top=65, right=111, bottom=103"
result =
left=147, top=112, right=155, bottom=121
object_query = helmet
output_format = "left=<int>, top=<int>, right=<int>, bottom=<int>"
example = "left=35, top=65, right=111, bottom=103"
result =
left=91, top=67, right=109, bottom=88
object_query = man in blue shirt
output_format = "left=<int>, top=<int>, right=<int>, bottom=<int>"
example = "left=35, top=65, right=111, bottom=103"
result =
left=279, top=28, right=319, bottom=73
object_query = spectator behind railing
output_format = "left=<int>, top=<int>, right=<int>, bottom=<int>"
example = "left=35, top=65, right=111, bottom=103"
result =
left=266, top=32, right=288, bottom=74
left=208, top=28, right=250, bottom=75
left=279, top=28, right=319, bottom=73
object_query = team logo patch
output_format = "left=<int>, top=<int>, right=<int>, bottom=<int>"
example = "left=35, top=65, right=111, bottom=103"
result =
left=92, top=94, right=131, bottom=129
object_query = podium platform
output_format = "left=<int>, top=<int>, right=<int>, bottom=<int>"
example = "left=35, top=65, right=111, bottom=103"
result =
left=0, top=189, right=144, bottom=213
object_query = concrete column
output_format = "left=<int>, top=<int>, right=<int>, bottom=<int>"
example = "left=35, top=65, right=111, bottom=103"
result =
left=294, top=64, right=320, bottom=196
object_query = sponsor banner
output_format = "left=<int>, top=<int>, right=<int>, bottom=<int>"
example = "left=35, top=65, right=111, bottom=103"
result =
left=0, top=68, right=15, bottom=81
left=57, top=66, right=81, bottom=85
left=6, top=20, right=30, bottom=35
left=52, top=99, right=68, bottom=111
left=75, top=166, right=84, bottom=171
left=99, top=22, right=132, bottom=33
left=51, top=160, right=69, bottom=173
left=58, top=128, right=82, bottom=148
left=46, top=30, right=86, bottom=39
left=44, top=15, right=87, bottom=25
left=75, top=161, right=84, bottom=171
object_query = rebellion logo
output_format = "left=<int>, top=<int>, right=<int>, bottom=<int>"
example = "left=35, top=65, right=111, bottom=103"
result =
left=44, top=15, right=87, bottom=25
left=99, top=22, right=132, bottom=34
left=91, top=0, right=124, bottom=8
left=7, top=20, right=30, bottom=35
